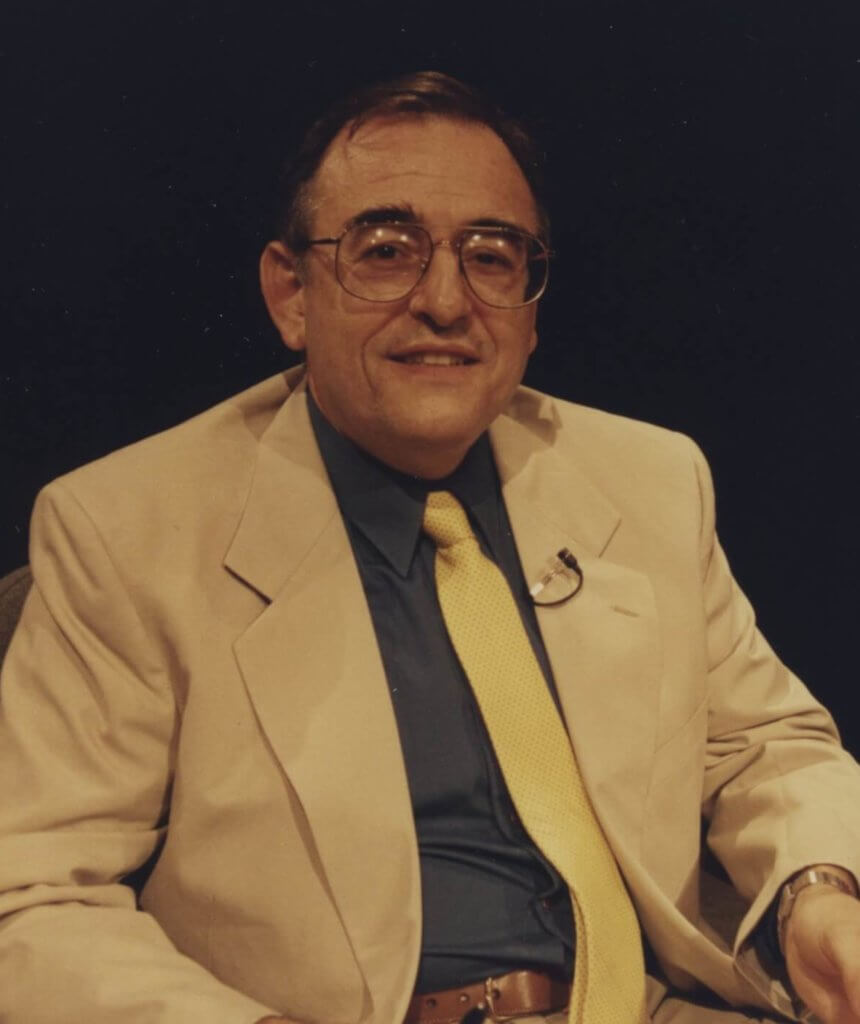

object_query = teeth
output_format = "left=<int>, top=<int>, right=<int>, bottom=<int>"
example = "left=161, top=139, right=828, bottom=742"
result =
left=401, top=353, right=468, bottom=365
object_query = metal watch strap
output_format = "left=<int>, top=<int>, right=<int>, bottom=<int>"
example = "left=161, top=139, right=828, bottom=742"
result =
left=777, top=868, right=858, bottom=955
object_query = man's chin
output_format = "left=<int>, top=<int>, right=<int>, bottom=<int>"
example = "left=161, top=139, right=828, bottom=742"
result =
left=367, top=415, right=488, bottom=477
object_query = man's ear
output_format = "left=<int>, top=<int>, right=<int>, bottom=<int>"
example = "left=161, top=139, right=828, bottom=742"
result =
left=259, top=241, right=307, bottom=351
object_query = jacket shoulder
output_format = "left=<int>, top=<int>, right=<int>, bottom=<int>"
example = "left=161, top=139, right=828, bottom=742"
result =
left=48, top=371, right=293, bottom=497
left=510, top=385, right=708, bottom=475
left=32, top=371, right=299, bottom=560
left=505, top=386, right=716, bottom=544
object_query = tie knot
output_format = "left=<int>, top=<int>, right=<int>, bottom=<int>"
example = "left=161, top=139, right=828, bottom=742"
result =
left=422, top=491, right=476, bottom=549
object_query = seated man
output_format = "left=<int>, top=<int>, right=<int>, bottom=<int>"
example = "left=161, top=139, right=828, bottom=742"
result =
left=2, top=71, right=860, bottom=1024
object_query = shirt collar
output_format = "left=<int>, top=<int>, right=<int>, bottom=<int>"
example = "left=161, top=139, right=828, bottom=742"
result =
left=308, top=393, right=502, bottom=578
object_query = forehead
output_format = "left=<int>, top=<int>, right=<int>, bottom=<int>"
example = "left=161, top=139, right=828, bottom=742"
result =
left=306, top=115, right=539, bottom=234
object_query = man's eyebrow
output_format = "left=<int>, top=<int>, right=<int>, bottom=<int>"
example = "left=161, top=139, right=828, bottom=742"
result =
left=466, top=217, right=535, bottom=235
left=345, top=204, right=418, bottom=229
left=342, top=208, right=537, bottom=237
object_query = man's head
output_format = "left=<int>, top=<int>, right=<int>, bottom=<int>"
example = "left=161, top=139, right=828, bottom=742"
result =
left=260, top=72, right=549, bottom=478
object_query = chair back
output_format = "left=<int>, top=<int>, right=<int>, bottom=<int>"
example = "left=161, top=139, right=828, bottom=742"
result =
left=0, top=566, right=32, bottom=667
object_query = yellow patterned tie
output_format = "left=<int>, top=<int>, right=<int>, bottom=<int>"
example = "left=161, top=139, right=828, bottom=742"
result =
left=422, top=491, right=645, bottom=1023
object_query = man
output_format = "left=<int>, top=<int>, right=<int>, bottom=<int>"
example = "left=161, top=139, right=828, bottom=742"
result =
left=1, top=72, right=860, bottom=1024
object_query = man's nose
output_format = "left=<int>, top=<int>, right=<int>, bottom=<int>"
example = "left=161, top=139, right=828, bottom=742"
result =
left=407, top=243, right=472, bottom=328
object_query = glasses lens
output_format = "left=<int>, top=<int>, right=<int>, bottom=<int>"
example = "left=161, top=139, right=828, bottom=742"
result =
left=337, top=224, right=429, bottom=301
left=460, top=229, right=548, bottom=308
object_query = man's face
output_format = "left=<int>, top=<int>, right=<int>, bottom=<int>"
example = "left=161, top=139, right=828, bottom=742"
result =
left=272, top=115, right=541, bottom=477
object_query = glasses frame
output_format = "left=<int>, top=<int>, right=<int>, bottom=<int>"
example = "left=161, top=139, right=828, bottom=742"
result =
left=302, top=222, right=551, bottom=309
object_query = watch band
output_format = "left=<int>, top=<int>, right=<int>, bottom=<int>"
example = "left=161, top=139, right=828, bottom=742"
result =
left=777, top=867, right=858, bottom=955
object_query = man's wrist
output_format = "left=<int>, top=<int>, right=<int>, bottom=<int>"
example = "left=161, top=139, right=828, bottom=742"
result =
left=777, top=864, right=859, bottom=955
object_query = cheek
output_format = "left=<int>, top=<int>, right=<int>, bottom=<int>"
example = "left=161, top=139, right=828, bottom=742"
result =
left=495, top=319, right=538, bottom=374
left=488, top=307, right=537, bottom=352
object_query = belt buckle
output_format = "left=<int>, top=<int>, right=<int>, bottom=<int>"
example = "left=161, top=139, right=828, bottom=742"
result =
left=481, top=976, right=514, bottom=1023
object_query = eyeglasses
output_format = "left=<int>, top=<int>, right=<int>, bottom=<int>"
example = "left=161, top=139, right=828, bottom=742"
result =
left=304, top=222, right=550, bottom=308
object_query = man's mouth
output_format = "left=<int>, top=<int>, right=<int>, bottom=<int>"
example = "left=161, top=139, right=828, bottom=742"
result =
left=390, top=352, right=477, bottom=366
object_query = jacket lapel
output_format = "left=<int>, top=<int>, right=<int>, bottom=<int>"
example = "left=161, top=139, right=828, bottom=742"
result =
left=225, top=386, right=421, bottom=1024
left=490, top=403, right=661, bottom=869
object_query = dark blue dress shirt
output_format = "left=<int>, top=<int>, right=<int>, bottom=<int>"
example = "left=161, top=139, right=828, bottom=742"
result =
left=308, top=395, right=574, bottom=993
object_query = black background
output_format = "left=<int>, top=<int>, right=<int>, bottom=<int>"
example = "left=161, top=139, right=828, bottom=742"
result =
left=2, top=2, right=858, bottom=747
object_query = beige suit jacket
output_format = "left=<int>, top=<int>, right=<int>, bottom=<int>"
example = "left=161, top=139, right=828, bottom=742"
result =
left=2, top=367, right=859, bottom=1024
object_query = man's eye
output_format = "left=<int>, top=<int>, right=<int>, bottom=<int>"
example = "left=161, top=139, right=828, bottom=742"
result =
left=465, top=247, right=516, bottom=271
left=476, top=250, right=509, bottom=265
left=363, top=243, right=404, bottom=261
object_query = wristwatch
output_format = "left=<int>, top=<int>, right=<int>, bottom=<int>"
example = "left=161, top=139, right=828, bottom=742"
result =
left=776, top=867, right=858, bottom=955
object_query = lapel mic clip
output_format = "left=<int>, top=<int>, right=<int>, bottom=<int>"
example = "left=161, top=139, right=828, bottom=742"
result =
left=529, top=548, right=584, bottom=606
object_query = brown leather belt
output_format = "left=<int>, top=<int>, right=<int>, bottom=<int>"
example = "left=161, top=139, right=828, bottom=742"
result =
left=405, top=969, right=570, bottom=1024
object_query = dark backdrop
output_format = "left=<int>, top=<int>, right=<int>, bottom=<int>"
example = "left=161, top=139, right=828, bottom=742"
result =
left=2, top=1, right=858, bottom=747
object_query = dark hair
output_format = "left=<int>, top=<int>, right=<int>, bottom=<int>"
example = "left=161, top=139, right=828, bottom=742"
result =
left=276, top=71, right=549, bottom=251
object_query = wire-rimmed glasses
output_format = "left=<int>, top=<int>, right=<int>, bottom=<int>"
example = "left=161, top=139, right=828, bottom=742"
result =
left=304, top=222, right=550, bottom=309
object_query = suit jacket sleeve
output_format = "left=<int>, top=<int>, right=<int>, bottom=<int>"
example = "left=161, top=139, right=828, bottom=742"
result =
left=691, top=442, right=860, bottom=1012
left=0, top=481, right=277, bottom=1024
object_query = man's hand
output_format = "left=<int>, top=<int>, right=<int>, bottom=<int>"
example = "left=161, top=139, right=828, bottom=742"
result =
left=785, top=885, right=860, bottom=1023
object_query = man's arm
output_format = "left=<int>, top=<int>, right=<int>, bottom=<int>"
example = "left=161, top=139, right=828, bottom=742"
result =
left=0, top=483, right=277, bottom=1023
left=689, top=442, right=860, bottom=1020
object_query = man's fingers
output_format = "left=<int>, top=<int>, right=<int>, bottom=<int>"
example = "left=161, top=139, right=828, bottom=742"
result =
left=824, top=925, right=860, bottom=1019
left=789, top=900, right=860, bottom=1024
